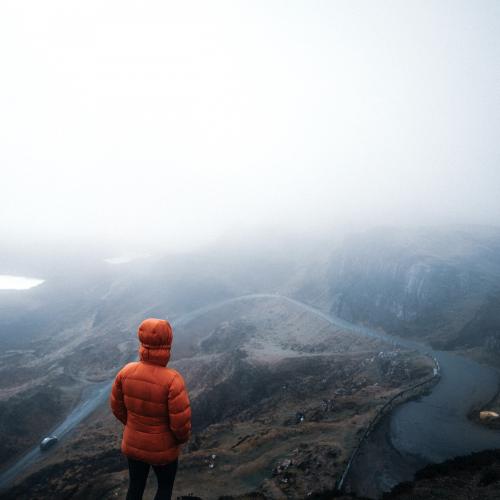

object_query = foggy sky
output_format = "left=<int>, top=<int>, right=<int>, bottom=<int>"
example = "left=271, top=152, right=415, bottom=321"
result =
left=1, top=1, right=499, bottom=252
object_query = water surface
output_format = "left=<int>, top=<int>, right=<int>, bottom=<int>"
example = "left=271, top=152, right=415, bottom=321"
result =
left=0, top=275, right=44, bottom=290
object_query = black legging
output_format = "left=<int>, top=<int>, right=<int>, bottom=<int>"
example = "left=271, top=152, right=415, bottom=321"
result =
left=126, top=457, right=178, bottom=500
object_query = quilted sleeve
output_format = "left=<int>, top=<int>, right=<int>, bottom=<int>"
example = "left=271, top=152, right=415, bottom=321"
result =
left=110, top=369, right=127, bottom=425
left=168, top=371, right=192, bottom=444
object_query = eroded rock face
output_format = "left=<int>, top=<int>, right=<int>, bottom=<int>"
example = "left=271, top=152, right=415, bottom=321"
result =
left=325, top=226, right=500, bottom=350
left=331, top=257, right=471, bottom=325
left=448, top=294, right=500, bottom=351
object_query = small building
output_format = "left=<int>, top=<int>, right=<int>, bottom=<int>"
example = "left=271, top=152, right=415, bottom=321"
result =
left=479, top=411, right=500, bottom=421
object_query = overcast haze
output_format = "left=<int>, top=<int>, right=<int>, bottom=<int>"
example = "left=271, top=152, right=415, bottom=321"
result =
left=1, top=1, right=499, bottom=252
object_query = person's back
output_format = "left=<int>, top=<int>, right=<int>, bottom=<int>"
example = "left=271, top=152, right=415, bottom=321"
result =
left=110, top=318, right=191, bottom=500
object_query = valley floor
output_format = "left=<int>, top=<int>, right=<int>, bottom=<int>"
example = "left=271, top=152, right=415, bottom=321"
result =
left=1, top=296, right=434, bottom=499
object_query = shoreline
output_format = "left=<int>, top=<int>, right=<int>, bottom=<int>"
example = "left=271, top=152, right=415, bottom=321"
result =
left=337, top=355, right=441, bottom=493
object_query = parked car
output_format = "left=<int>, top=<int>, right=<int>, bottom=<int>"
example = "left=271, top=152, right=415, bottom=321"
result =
left=40, top=436, right=58, bottom=451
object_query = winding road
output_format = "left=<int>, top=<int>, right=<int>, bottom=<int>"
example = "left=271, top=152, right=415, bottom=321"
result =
left=1, top=293, right=499, bottom=498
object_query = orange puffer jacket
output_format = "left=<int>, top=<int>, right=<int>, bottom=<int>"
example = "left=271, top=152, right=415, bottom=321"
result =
left=110, top=318, right=191, bottom=465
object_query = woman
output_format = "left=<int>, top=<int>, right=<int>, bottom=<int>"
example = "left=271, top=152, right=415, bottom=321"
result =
left=110, top=318, right=191, bottom=500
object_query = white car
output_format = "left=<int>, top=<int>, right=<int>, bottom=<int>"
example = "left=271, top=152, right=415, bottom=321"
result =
left=40, top=436, right=58, bottom=451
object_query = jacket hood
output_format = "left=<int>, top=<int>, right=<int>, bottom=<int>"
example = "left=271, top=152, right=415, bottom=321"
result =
left=138, top=318, right=173, bottom=366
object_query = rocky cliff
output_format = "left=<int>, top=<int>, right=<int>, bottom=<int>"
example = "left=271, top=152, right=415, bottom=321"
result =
left=322, top=226, right=500, bottom=355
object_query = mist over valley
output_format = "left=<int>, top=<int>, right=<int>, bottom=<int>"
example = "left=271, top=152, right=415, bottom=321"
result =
left=1, top=225, right=500, bottom=498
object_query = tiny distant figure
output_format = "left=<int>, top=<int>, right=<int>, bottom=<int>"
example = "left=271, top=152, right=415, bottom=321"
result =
left=110, top=318, right=191, bottom=500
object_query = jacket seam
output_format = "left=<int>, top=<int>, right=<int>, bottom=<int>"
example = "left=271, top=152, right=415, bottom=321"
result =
left=123, top=376, right=175, bottom=388
left=124, top=394, right=169, bottom=406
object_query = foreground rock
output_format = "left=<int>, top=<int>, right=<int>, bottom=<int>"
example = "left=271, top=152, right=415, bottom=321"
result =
left=383, top=449, right=500, bottom=500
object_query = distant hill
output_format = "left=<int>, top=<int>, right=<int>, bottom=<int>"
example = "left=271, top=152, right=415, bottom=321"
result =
left=305, top=225, right=500, bottom=360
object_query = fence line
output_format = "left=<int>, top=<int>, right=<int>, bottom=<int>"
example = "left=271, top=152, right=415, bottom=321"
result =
left=336, top=356, right=441, bottom=492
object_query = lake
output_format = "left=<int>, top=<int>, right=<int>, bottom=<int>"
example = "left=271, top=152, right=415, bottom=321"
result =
left=0, top=275, right=44, bottom=290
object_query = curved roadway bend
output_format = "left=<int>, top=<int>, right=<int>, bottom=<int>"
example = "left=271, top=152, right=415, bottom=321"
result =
left=1, top=293, right=500, bottom=496
left=346, top=350, right=500, bottom=498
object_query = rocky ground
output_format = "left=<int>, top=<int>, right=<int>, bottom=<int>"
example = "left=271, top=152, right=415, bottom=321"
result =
left=1, top=296, right=433, bottom=499
left=0, top=316, right=134, bottom=470
left=382, top=449, right=500, bottom=500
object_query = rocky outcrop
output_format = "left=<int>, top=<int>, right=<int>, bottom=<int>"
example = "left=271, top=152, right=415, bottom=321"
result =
left=324, top=226, right=500, bottom=351
left=383, top=449, right=500, bottom=500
